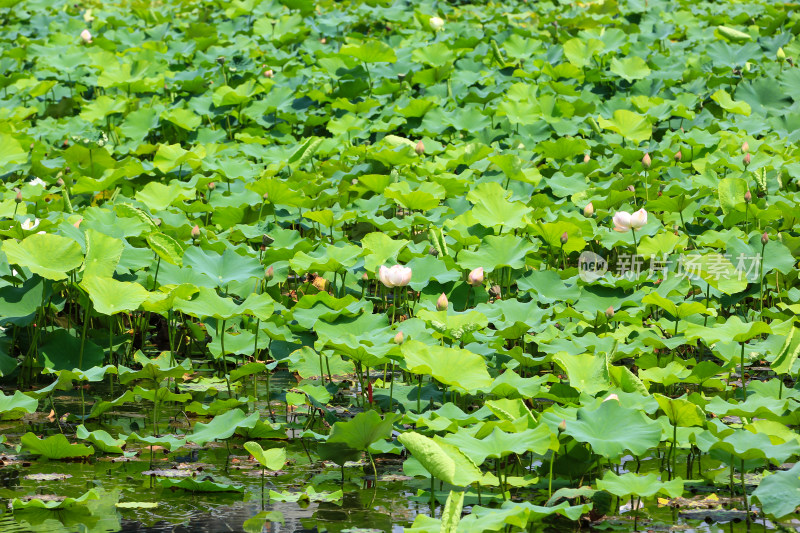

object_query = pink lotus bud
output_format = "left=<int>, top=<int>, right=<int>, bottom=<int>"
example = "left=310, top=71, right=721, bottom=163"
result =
left=14, top=189, right=22, bottom=203
left=208, top=182, right=216, bottom=190
left=415, top=140, right=425, bottom=156
left=627, top=185, right=635, bottom=192
left=583, top=153, right=590, bottom=163
left=741, top=141, right=749, bottom=153
left=320, top=37, right=327, bottom=44
left=264, top=69, right=274, bottom=78
left=744, top=190, right=752, bottom=203
left=583, top=202, right=594, bottom=217
left=605, top=305, right=615, bottom=318
left=265, top=266, right=274, bottom=280
left=393, top=331, right=404, bottom=344
left=642, top=153, right=651, bottom=168
left=558, top=420, right=566, bottom=432
left=436, top=293, right=448, bottom=311
left=191, top=225, right=200, bottom=240
left=560, top=232, right=568, bottom=245
left=80, top=29, right=92, bottom=43
left=362, top=272, right=369, bottom=281
left=743, top=153, right=751, bottom=166
left=467, top=267, right=484, bottom=287
left=674, top=150, right=682, bottom=161
left=73, top=218, right=82, bottom=229
left=761, top=232, right=769, bottom=245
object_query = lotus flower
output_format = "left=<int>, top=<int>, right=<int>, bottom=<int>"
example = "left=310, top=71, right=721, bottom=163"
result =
left=429, top=16, right=444, bottom=31
left=80, top=29, right=92, bottom=43
left=378, top=265, right=412, bottom=288
left=21, top=218, right=40, bottom=231
left=436, top=293, right=448, bottom=311
left=393, top=331, right=404, bottom=344
left=613, top=209, right=647, bottom=232
left=467, top=267, right=484, bottom=287
left=583, top=202, right=594, bottom=217
left=415, top=140, right=425, bottom=156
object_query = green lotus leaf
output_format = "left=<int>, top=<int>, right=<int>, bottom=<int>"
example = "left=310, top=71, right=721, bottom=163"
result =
left=21, top=432, right=94, bottom=459
left=441, top=424, right=557, bottom=465
left=401, top=340, right=493, bottom=393
left=243, top=442, right=286, bottom=470
left=11, top=488, right=100, bottom=510
left=2, top=233, right=83, bottom=281
left=327, top=411, right=400, bottom=452
left=553, top=352, right=611, bottom=396
left=0, top=390, right=37, bottom=419
left=717, top=177, right=747, bottom=215
left=564, top=400, right=661, bottom=459
left=158, top=477, right=244, bottom=492
left=83, top=229, right=124, bottom=278
left=753, top=462, right=800, bottom=518
left=597, top=471, right=683, bottom=499
left=0, top=133, right=27, bottom=167
left=339, top=40, right=396, bottom=63
left=81, top=276, right=150, bottom=315
left=597, top=109, right=652, bottom=144
left=185, top=409, right=260, bottom=446
left=38, top=329, right=105, bottom=371
left=127, top=432, right=186, bottom=451
left=118, top=351, right=192, bottom=384
left=653, top=394, right=706, bottom=428
left=457, top=234, right=536, bottom=273
left=609, top=56, right=651, bottom=82
left=398, top=431, right=482, bottom=486
left=76, top=424, right=127, bottom=454
left=147, top=232, right=185, bottom=267
left=711, top=89, right=751, bottom=116
left=467, top=182, right=530, bottom=230
left=562, top=37, right=603, bottom=68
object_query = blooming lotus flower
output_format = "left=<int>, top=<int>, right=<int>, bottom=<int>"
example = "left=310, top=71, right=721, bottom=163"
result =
left=378, top=264, right=412, bottom=288
left=29, top=177, right=46, bottom=187
left=613, top=209, right=647, bottom=232
left=467, top=267, right=484, bottom=287
left=21, top=218, right=40, bottom=231
left=80, top=29, right=92, bottom=43
left=429, top=16, right=444, bottom=31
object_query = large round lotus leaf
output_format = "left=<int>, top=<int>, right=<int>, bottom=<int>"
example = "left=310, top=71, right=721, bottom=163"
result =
left=398, top=431, right=481, bottom=487
left=653, top=394, right=706, bottom=428
left=11, top=489, right=100, bottom=510
left=0, top=390, right=37, bottom=419
left=21, top=432, right=94, bottom=459
left=243, top=441, right=287, bottom=471
left=457, top=234, right=536, bottom=273
left=401, top=340, right=493, bottom=393
left=564, top=400, right=661, bottom=460
left=2, top=233, right=83, bottom=280
left=81, top=276, right=150, bottom=315
left=327, top=411, right=400, bottom=452
left=596, top=471, right=683, bottom=499
left=185, top=409, right=260, bottom=446
left=753, top=462, right=800, bottom=519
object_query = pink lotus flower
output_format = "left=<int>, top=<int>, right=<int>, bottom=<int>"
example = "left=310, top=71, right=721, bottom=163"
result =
left=613, top=209, right=647, bottom=232
left=80, top=29, right=92, bottom=43
left=378, top=265, right=412, bottom=288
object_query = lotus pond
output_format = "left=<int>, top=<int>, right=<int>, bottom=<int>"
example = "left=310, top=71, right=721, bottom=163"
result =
left=2, top=0, right=800, bottom=531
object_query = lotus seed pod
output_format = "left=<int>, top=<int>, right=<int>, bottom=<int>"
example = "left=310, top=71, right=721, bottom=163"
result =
left=741, top=141, right=749, bottom=153
left=436, top=293, right=448, bottom=311
left=674, top=150, right=682, bottom=161
left=605, top=305, right=615, bottom=318
left=642, top=153, right=651, bottom=168
left=761, top=232, right=769, bottom=245
left=265, top=266, right=274, bottom=280
left=415, top=140, right=425, bottom=156
left=467, top=267, right=484, bottom=287
left=261, top=234, right=271, bottom=246
left=429, top=246, right=439, bottom=257
left=393, top=331, right=404, bottom=344
left=583, top=153, right=590, bottom=163
left=560, top=231, right=568, bottom=245
left=216, top=56, right=225, bottom=65
left=583, top=202, right=594, bottom=217
left=744, top=190, right=752, bottom=203
left=191, top=225, right=200, bottom=239
left=57, top=177, right=65, bottom=187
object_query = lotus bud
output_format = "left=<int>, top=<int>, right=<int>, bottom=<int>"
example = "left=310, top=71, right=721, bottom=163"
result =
left=320, top=37, right=327, bottom=44
left=627, top=185, right=635, bottom=193
left=778, top=47, right=786, bottom=61
left=80, top=29, right=92, bottom=43
left=64, top=167, right=70, bottom=173
left=415, top=140, right=425, bottom=156
left=429, top=16, right=444, bottom=31
left=265, top=266, right=274, bottom=280
left=264, top=69, right=274, bottom=78
left=744, top=190, right=752, bottom=203
left=605, top=305, right=615, bottom=318
left=743, top=153, right=751, bottom=166
left=761, top=232, right=769, bottom=245
left=436, top=293, right=448, bottom=311
left=428, top=246, right=439, bottom=257
left=393, top=331, right=404, bottom=344
left=362, top=272, right=369, bottom=281
left=583, top=153, right=590, bottom=163
left=558, top=420, right=566, bottom=433
left=14, top=189, right=22, bottom=203
left=583, top=202, right=594, bottom=218
left=777, top=232, right=783, bottom=242
left=560, top=231, right=568, bottom=245
left=191, top=225, right=200, bottom=240
left=642, top=153, right=651, bottom=168
left=73, top=218, right=82, bottom=228
left=351, top=178, right=358, bottom=186
left=57, top=177, right=65, bottom=187
left=603, top=393, right=620, bottom=403
left=674, top=150, right=682, bottom=161
left=467, top=267, right=484, bottom=287
left=741, top=141, right=749, bottom=153
left=208, top=182, right=216, bottom=190
left=63, top=140, right=68, bottom=147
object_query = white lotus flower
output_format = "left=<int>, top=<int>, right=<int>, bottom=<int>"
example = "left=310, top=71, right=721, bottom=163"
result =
left=29, top=178, right=46, bottom=187
left=429, top=16, right=444, bottom=31
left=378, top=264, right=412, bottom=288
left=21, top=218, right=40, bottom=231
left=613, top=209, right=647, bottom=232
left=80, top=29, right=92, bottom=43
